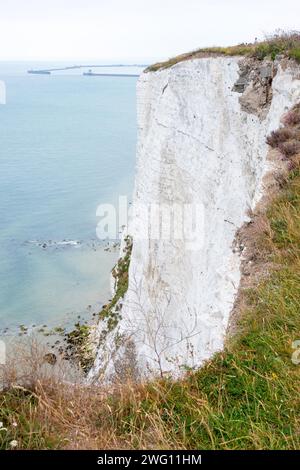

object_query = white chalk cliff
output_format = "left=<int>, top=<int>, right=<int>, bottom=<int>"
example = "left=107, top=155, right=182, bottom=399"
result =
left=90, top=56, right=300, bottom=381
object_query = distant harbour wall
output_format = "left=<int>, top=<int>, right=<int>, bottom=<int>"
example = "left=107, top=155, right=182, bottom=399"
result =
left=28, top=64, right=147, bottom=75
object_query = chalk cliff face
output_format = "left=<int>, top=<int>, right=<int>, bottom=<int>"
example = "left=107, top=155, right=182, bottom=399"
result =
left=90, top=57, right=300, bottom=381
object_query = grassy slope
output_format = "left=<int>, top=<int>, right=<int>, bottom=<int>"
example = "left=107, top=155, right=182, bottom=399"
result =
left=1, top=112, right=300, bottom=450
left=147, top=31, right=300, bottom=72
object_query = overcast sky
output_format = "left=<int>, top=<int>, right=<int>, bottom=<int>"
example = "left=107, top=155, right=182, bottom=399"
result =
left=0, top=0, right=299, bottom=62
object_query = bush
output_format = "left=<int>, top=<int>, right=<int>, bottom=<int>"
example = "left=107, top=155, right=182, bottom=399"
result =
left=266, top=128, right=295, bottom=148
left=267, top=102, right=300, bottom=159
left=283, top=106, right=300, bottom=126
left=278, top=139, right=300, bottom=158
left=252, top=43, right=282, bottom=61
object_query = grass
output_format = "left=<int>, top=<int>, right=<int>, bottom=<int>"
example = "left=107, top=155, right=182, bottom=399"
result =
left=0, top=388, right=61, bottom=450
left=147, top=30, right=300, bottom=72
left=1, top=116, right=300, bottom=450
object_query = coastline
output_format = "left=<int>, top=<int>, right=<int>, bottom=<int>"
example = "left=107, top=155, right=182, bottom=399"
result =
left=0, top=240, right=121, bottom=378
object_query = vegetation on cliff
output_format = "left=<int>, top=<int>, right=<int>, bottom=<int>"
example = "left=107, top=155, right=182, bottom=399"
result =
left=96, top=235, right=132, bottom=347
left=147, top=30, right=300, bottom=72
left=99, top=235, right=132, bottom=332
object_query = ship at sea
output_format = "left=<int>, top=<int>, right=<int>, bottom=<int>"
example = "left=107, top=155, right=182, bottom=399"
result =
left=83, top=69, right=139, bottom=77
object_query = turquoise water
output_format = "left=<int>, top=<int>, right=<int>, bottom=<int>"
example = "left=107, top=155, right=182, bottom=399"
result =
left=0, top=62, right=137, bottom=331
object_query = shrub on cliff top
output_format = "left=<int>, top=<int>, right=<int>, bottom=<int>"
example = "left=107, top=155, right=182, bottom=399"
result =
left=289, top=47, right=300, bottom=64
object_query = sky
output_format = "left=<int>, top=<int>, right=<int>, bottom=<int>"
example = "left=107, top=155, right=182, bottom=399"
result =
left=0, top=0, right=299, bottom=62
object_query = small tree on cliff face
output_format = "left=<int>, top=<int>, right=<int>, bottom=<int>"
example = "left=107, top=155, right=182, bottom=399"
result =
left=118, top=271, right=216, bottom=379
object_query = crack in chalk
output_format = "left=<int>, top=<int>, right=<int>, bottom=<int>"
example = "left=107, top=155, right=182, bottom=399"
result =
left=154, top=118, right=216, bottom=153
left=224, top=219, right=238, bottom=229
left=176, top=128, right=215, bottom=152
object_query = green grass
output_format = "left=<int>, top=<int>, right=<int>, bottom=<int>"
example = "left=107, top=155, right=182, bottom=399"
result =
left=290, top=47, right=300, bottom=63
left=0, top=389, right=62, bottom=450
left=147, top=31, right=300, bottom=72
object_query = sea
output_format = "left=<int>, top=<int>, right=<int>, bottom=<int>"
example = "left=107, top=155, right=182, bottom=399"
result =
left=0, top=61, right=139, bottom=334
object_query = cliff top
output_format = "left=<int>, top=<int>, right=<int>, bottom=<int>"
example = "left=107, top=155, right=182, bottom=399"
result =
left=146, top=30, right=300, bottom=72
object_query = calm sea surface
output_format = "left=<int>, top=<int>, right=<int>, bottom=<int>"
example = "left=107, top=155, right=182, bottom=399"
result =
left=0, top=62, right=138, bottom=332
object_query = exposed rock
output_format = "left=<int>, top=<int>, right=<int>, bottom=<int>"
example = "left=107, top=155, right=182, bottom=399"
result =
left=233, top=58, right=276, bottom=119
left=43, top=353, right=57, bottom=365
